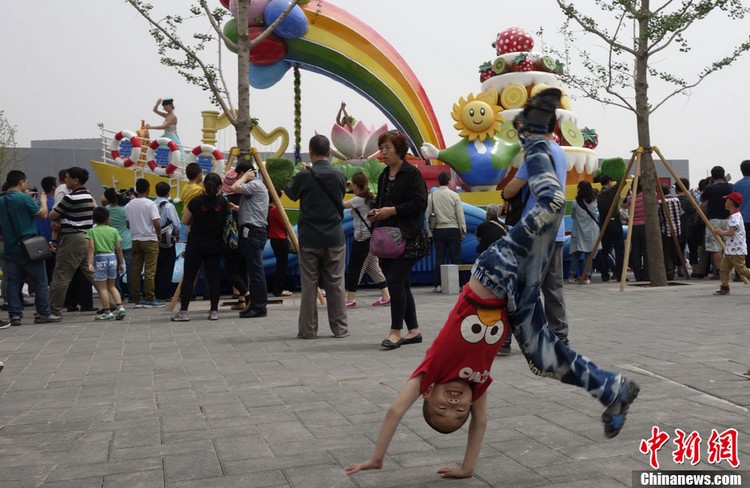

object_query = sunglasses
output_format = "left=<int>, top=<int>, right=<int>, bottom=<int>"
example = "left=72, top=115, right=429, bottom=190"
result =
left=386, top=129, right=401, bottom=136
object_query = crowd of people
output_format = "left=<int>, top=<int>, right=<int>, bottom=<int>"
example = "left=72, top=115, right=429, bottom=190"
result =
left=1, top=140, right=748, bottom=331
left=588, top=162, right=750, bottom=293
left=15, top=88, right=750, bottom=478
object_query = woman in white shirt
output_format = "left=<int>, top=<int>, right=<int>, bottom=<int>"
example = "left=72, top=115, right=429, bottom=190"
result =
left=343, top=172, right=390, bottom=307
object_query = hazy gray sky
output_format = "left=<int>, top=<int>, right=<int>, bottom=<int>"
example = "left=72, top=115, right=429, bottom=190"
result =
left=2, top=1, right=750, bottom=185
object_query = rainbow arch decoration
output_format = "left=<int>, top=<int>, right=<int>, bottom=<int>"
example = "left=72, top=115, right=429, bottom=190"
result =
left=259, top=1, right=445, bottom=155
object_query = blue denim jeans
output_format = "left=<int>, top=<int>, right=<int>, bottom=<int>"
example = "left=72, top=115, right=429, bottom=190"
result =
left=240, top=225, right=268, bottom=313
left=5, top=253, right=51, bottom=318
left=117, top=247, right=133, bottom=297
left=472, top=135, right=621, bottom=407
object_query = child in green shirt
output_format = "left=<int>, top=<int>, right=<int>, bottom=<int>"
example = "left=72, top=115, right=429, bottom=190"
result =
left=86, top=207, right=126, bottom=320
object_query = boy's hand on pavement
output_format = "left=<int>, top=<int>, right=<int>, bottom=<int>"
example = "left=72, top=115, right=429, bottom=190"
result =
left=344, top=459, right=382, bottom=475
left=438, top=465, right=473, bottom=479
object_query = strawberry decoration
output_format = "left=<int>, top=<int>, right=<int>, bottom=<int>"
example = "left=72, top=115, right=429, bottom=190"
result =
left=513, top=53, right=535, bottom=72
left=492, top=27, right=534, bottom=56
left=478, top=61, right=494, bottom=82
left=582, top=127, right=599, bottom=149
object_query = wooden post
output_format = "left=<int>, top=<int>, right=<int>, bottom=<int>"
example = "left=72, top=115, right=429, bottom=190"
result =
left=252, top=150, right=298, bottom=253
left=579, top=151, right=637, bottom=284
left=620, top=152, right=642, bottom=291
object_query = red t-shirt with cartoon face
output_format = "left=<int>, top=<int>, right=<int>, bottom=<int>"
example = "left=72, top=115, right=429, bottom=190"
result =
left=411, top=285, right=509, bottom=401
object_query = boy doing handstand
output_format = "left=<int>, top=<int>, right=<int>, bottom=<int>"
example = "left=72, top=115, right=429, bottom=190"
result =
left=346, top=88, right=640, bottom=479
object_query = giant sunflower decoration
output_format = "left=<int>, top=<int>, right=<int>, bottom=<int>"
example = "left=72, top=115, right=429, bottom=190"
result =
left=451, top=88, right=503, bottom=142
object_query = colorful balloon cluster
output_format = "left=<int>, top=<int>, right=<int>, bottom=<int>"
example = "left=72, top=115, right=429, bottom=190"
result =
left=220, top=0, right=309, bottom=88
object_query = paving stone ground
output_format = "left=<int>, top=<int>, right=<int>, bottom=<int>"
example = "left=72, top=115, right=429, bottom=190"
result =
left=0, top=277, right=748, bottom=488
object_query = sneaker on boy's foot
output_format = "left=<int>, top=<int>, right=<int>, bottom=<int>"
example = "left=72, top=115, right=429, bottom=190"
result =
left=134, top=300, right=146, bottom=309
left=0, top=361, right=3, bottom=372
left=0, top=319, right=10, bottom=330
left=115, top=307, right=127, bottom=321
left=143, top=299, right=166, bottom=308
left=602, top=378, right=640, bottom=438
left=10, top=316, right=22, bottom=327
left=95, top=312, right=114, bottom=321
left=171, top=310, right=190, bottom=322
left=432, top=286, right=441, bottom=293
left=497, top=344, right=511, bottom=356
left=713, top=287, right=730, bottom=295
left=208, top=310, right=219, bottom=321
left=497, top=337, right=512, bottom=356
left=34, top=314, right=62, bottom=324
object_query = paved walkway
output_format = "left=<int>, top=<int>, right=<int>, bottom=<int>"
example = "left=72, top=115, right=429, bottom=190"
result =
left=0, top=277, right=748, bottom=487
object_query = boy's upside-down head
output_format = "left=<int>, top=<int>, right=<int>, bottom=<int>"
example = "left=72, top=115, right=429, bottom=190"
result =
left=422, top=378, right=474, bottom=434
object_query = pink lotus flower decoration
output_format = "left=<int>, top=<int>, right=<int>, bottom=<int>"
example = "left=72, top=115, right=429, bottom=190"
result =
left=330, top=121, right=388, bottom=164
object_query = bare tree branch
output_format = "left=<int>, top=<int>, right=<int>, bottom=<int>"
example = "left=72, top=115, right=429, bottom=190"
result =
left=650, top=37, right=750, bottom=113
left=556, top=0, right=637, bottom=55
left=126, top=0, right=233, bottom=118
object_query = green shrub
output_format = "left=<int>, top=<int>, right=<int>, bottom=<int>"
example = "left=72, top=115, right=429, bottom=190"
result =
left=600, top=157, right=626, bottom=182
left=265, top=157, right=295, bottom=193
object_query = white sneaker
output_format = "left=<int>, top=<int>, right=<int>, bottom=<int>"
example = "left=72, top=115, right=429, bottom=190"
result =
left=432, top=286, right=441, bottom=293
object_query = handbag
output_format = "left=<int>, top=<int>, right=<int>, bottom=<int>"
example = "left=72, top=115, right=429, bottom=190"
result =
left=427, top=193, right=437, bottom=231
left=223, top=211, right=239, bottom=251
left=20, top=236, right=52, bottom=261
left=369, top=226, right=406, bottom=259
left=2, top=195, right=53, bottom=261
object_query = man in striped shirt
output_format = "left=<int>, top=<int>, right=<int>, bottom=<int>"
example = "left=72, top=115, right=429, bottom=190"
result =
left=49, top=167, right=95, bottom=317
left=658, top=183, right=683, bottom=281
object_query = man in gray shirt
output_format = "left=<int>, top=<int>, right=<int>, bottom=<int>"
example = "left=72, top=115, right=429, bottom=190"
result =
left=285, top=135, right=349, bottom=339
left=231, top=161, right=269, bottom=318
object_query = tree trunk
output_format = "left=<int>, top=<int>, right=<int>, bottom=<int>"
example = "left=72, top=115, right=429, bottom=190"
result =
left=635, top=0, right=667, bottom=287
left=235, top=0, right=254, bottom=165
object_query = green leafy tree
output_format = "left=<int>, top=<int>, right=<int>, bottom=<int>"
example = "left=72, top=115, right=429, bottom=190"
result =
left=0, top=111, right=19, bottom=174
left=554, top=0, right=750, bottom=286
left=126, top=0, right=306, bottom=165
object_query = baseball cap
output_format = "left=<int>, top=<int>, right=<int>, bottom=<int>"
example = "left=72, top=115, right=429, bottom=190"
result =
left=723, top=192, right=743, bottom=206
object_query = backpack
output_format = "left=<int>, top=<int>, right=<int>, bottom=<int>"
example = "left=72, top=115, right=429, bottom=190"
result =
left=157, top=201, right=179, bottom=248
